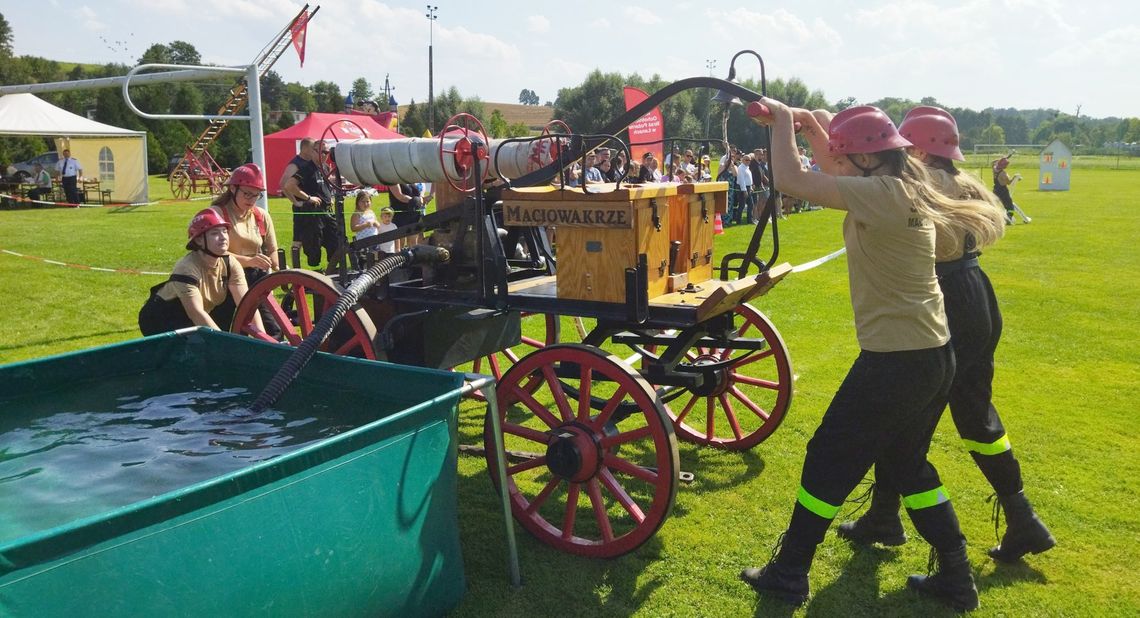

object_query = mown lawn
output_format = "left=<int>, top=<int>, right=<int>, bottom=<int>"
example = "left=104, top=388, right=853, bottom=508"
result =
left=1, top=161, right=1138, bottom=616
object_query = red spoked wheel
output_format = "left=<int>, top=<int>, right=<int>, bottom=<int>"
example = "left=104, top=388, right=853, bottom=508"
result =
left=438, top=112, right=490, bottom=193
left=654, top=304, right=793, bottom=450
left=170, top=170, right=192, bottom=200
left=319, top=119, right=366, bottom=190
left=462, top=312, right=559, bottom=401
left=485, top=344, right=680, bottom=558
left=230, top=269, right=380, bottom=360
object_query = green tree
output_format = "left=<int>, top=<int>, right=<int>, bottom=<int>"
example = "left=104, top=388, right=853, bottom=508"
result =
left=311, top=80, right=344, bottom=113
left=167, top=41, right=201, bottom=65
left=488, top=109, right=508, bottom=138
left=146, top=132, right=168, bottom=175
left=260, top=71, right=289, bottom=112
left=0, top=12, right=13, bottom=58
left=979, top=124, right=1006, bottom=145
left=351, top=78, right=374, bottom=103
left=995, top=114, right=1029, bottom=144
left=519, top=88, right=539, bottom=105
left=552, top=70, right=626, bottom=135
left=402, top=99, right=426, bottom=137
left=286, top=83, right=317, bottom=112
left=834, top=96, right=857, bottom=111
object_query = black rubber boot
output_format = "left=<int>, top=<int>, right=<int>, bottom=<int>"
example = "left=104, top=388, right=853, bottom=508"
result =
left=836, top=486, right=907, bottom=546
left=989, top=491, right=1056, bottom=563
left=907, top=546, right=979, bottom=612
left=740, top=534, right=815, bottom=606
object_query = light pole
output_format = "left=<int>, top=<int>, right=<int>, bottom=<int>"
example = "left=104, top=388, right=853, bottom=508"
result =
left=704, top=59, right=717, bottom=140
left=426, top=5, right=438, bottom=134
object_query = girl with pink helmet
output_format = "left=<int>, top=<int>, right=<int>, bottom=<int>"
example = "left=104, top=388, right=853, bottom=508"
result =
left=990, top=154, right=1031, bottom=223
left=138, top=209, right=263, bottom=335
left=739, top=100, right=1005, bottom=612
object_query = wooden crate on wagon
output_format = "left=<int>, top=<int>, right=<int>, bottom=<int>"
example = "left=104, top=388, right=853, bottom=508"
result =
left=502, top=182, right=677, bottom=303
left=667, top=181, right=728, bottom=291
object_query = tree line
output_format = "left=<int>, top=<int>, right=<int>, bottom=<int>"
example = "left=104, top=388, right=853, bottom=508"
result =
left=551, top=70, right=1140, bottom=157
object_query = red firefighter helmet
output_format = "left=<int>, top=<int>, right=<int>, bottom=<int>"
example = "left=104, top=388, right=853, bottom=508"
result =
left=186, top=208, right=231, bottom=249
left=226, top=163, right=266, bottom=191
left=827, top=106, right=912, bottom=155
left=899, top=106, right=965, bottom=161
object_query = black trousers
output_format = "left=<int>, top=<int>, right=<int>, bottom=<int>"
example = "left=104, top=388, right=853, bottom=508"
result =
left=787, top=344, right=961, bottom=550
left=138, top=295, right=236, bottom=336
left=62, top=175, right=80, bottom=204
left=940, top=264, right=1022, bottom=495
left=293, top=210, right=340, bottom=267
left=27, top=188, right=52, bottom=202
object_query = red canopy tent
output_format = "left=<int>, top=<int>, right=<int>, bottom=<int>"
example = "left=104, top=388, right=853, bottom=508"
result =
left=264, top=112, right=405, bottom=195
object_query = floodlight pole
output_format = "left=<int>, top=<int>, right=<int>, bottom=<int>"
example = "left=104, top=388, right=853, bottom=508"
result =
left=427, top=5, right=438, bottom=134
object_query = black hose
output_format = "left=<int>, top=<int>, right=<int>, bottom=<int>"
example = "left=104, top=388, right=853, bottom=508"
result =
left=250, top=245, right=450, bottom=413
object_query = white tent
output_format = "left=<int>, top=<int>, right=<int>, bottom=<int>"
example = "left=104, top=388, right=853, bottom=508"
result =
left=0, top=93, right=148, bottom=204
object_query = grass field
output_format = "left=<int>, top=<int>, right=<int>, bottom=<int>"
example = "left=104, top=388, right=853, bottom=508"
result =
left=1, top=160, right=1138, bottom=616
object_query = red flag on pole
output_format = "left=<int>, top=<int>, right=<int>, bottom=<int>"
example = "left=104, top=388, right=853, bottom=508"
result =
left=290, top=12, right=311, bottom=67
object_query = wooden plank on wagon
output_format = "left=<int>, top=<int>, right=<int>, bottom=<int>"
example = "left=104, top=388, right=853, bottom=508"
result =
left=691, top=262, right=794, bottom=321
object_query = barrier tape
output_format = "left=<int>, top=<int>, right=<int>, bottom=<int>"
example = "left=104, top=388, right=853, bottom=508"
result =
left=791, top=247, right=847, bottom=273
left=1, top=249, right=167, bottom=276
left=0, top=192, right=217, bottom=208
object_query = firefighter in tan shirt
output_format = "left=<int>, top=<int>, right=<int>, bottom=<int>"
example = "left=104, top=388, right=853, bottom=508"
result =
left=138, top=209, right=261, bottom=334
left=739, top=102, right=1006, bottom=612
left=837, top=106, right=1054, bottom=568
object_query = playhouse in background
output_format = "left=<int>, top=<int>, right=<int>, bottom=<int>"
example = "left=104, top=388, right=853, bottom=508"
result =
left=1039, top=139, right=1071, bottom=191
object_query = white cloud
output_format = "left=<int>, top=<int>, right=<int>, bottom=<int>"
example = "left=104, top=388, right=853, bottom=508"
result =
left=527, top=15, right=551, bottom=33
left=79, top=6, right=106, bottom=31
left=591, top=18, right=612, bottom=29
left=1043, top=25, right=1140, bottom=68
left=624, top=7, right=662, bottom=25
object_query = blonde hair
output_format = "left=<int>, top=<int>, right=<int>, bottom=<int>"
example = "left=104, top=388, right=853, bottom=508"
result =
left=879, top=150, right=1005, bottom=251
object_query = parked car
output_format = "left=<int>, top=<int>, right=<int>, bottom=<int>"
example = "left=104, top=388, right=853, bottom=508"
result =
left=12, top=151, right=60, bottom=180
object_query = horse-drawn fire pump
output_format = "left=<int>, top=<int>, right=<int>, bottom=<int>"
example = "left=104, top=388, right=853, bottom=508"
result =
left=229, top=73, right=796, bottom=558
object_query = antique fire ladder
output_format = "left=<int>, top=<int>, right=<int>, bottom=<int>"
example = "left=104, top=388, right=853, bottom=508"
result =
left=168, top=4, right=319, bottom=199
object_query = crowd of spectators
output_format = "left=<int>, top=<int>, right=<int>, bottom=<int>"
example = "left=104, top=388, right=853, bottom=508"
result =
left=556, top=141, right=821, bottom=226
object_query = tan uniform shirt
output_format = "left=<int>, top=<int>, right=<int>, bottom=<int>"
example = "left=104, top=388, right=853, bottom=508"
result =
left=156, top=251, right=245, bottom=311
left=213, top=201, right=278, bottom=257
left=835, top=175, right=950, bottom=353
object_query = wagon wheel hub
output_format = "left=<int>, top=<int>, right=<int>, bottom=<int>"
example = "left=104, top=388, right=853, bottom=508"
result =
left=545, top=422, right=602, bottom=483
left=689, top=354, right=730, bottom=397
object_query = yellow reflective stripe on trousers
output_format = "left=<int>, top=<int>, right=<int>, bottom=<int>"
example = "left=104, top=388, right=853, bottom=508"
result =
left=962, top=434, right=1011, bottom=456
left=797, top=486, right=841, bottom=519
left=902, top=486, right=951, bottom=511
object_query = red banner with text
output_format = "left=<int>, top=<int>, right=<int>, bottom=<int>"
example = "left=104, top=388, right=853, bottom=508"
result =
left=623, top=86, right=664, bottom=173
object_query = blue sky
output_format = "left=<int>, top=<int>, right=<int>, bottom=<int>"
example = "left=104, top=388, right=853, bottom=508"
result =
left=7, top=0, right=1139, bottom=118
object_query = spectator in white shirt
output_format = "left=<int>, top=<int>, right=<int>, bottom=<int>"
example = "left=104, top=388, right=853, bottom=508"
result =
left=55, top=149, right=83, bottom=204
left=734, top=154, right=755, bottom=224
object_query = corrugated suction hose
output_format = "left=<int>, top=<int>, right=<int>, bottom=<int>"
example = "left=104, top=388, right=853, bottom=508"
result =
left=250, top=245, right=450, bottom=413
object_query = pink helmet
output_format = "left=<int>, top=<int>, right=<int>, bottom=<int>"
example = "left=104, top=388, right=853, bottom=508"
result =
left=899, top=106, right=964, bottom=161
left=226, top=163, right=266, bottom=191
left=827, top=106, right=912, bottom=155
left=187, top=208, right=230, bottom=249
left=993, top=157, right=1010, bottom=171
